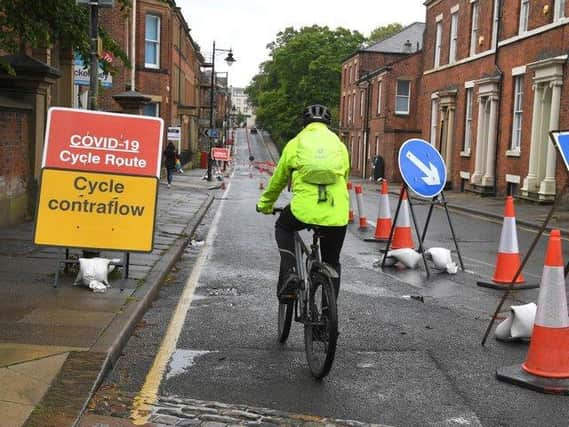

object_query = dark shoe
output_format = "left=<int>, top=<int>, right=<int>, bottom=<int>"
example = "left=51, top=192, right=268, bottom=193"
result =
left=277, top=273, right=299, bottom=302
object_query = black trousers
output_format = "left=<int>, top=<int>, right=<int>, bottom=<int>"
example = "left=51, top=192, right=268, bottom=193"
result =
left=275, top=205, right=347, bottom=296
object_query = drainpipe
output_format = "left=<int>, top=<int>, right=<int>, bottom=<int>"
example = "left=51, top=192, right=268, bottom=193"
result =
left=363, top=76, right=372, bottom=180
left=130, top=0, right=136, bottom=90
left=492, top=0, right=503, bottom=196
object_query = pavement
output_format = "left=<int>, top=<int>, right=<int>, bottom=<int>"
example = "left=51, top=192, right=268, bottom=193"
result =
left=1, top=163, right=569, bottom=427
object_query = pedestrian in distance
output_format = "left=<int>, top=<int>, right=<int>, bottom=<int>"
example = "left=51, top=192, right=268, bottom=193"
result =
left=256, top=104, right=350, bottom=302
left=163, top=142, right=177, bottom=188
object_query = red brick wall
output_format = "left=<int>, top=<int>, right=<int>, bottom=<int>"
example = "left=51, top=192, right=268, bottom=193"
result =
left=0, top=110, right=31, bottom=197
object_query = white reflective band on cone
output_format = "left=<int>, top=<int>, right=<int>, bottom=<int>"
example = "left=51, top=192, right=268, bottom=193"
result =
left=497, top=217, right=520, bottom=253
left=378, top=194, right=391, bottom=219
left=396, top=200, right=410, bottom=226
left=356, top=191, right=365, bottom=218
left=534, top=266, right=569, bottom=328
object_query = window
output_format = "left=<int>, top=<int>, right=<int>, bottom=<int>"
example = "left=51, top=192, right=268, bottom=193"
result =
left=449, top=12, right=458, bottom=63
left=145, top=15, right=160, bottom=68
left=434, top=22, right=442, bottom=67
left=395, top=80, right=411, bottom=115
left=470, top=1, right=479, bottom=56
left=519, top=0, right=529, bottom=34
left=430, top=98, right=439, bottom=144
left=511, top=75, right=524, bottom=151
left=555, top=0, right=566, bottom=20
left=464, top=88, right=473, bottom=153
left=377, top=79, right=383, bottom=114
left=143, top=102, right=160, bottom=117
left=348, top=95, right=352, bottom=123
left=360, top=90, right=365, bottom=117
left=349, top=66, right=353, bottom=83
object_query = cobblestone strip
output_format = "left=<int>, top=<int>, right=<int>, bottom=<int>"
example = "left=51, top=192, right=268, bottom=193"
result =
left=147, top=396, right=391, bottom=426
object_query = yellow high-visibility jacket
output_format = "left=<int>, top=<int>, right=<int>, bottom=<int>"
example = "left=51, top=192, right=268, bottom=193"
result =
left=257, top=122, right=350, bottom=226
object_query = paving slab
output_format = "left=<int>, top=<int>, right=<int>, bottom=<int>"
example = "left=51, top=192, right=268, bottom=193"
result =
left=0, top=343, right=80, bottom=367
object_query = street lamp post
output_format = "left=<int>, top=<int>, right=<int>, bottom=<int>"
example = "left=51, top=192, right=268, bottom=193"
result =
left=207, top=41, right=235, bottom=181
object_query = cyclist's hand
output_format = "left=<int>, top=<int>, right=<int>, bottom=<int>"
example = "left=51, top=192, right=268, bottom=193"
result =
left=256, top=203, right=272, bottom=214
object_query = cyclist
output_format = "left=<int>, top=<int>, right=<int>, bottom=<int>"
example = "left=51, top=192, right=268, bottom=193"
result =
left=256, top=104, right=350, bottom=302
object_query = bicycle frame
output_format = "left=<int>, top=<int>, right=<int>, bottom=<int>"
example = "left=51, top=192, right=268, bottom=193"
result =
left=293, top=230, right=324, bottom=323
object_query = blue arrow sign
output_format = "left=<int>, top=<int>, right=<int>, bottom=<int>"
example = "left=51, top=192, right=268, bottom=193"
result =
left=550, top=130, right=569, bottom=172
left=398, top=138, right=447, bottom=198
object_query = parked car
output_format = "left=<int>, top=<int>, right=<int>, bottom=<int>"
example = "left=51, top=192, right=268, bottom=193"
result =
left=250, top=128, right=258, bottom=134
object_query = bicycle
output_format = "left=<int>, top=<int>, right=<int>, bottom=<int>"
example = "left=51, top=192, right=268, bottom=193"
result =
left=273, top=208, right=339, bottom=379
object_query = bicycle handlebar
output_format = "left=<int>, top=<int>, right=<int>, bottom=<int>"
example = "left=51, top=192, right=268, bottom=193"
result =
left=255, top=206, right=283, bottom=215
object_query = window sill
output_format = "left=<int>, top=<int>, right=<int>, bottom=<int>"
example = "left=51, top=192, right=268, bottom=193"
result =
left=506, top=149, right=521, bottom=157
left=394, top=112, right=410, bottom=116
left=460, top=150, right=471, bottom=157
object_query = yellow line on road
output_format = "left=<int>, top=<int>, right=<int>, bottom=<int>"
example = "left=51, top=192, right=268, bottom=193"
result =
left=130, top=182, right=229, bottom=425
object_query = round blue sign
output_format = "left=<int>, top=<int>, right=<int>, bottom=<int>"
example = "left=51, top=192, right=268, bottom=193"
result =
left=398, top=138, right=447, bottom=198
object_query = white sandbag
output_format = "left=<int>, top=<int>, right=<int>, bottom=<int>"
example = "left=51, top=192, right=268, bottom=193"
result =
left=495, top=302, right=536, bottom=341
left=386, top=248, right=422, bottom=269
left=425, top=247, right=458, bottom=274
left=74, top=257, right=119, bottom=292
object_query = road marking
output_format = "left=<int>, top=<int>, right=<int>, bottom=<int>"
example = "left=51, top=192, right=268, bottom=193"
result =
left=130, top=180, right=229, bottom=425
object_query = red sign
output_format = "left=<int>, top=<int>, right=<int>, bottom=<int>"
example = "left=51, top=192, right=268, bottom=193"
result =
left=42, top=108, right=164, bottom=177
left=212, top=147, right=231, bottom=161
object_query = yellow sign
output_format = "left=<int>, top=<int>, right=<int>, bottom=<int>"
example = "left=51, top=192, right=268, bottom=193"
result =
left=34, top=169, right=158, bottom=252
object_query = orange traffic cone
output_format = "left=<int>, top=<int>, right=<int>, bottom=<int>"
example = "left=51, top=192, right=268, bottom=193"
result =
left=373, top=180, right=392, bottom=241
left=391, top=188, right=414, bottom=249
left=347, top=182, right=355, bottom=224
left=497, top=229, right=569, bottom=394
left=477, top=197, right=537, bottom=289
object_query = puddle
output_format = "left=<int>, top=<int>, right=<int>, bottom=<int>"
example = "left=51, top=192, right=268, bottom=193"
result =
left=166, top=349, right=214, bottom=380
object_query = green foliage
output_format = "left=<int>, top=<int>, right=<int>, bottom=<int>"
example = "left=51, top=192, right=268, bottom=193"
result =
left=245, top=25, right=364, bottom=150
left=367, top=23, right=403, bottom=45
left=0, top=0, right=131, bottom=75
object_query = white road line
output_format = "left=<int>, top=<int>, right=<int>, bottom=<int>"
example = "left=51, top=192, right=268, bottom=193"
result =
left=131, top=181, right=229, bottom=425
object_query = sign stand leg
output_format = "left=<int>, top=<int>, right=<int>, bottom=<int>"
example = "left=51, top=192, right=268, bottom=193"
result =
left=481, top=180, right=569, bottom=346
left=440, top=192, right=465, bottom=270
left=406, top=189, right=430, bottom=278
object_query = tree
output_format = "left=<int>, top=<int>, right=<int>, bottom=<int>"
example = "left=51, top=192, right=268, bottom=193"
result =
left=245, top=25, right=364, bottom=150
left=367, top=23, right=403, bottom=45
left=0, top=0, right=130, bottom=75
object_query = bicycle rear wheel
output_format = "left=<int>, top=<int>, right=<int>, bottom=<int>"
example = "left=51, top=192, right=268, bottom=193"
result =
left=277, top=300, right=294, bottom=343
left=304, top=271, right=338, bottom=379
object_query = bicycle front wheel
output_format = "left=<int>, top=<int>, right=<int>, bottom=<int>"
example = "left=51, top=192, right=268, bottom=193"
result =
left=277, top=300, right=294, bottom=343
left=304, top=270, right=338, bottom=379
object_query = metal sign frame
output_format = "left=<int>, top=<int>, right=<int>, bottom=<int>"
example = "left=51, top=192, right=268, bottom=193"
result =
left=380, top=185, right=465, bottom=278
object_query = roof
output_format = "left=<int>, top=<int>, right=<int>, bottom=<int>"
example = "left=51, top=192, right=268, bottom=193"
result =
left=363, top=22, right=426, bottom=54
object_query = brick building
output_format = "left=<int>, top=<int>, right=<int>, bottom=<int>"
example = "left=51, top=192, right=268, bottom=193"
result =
left=99, top=0, right=204, bottom=166
left=420, top=0, right=568, bottom=200
left=339, top=23, right=425, bottom=179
